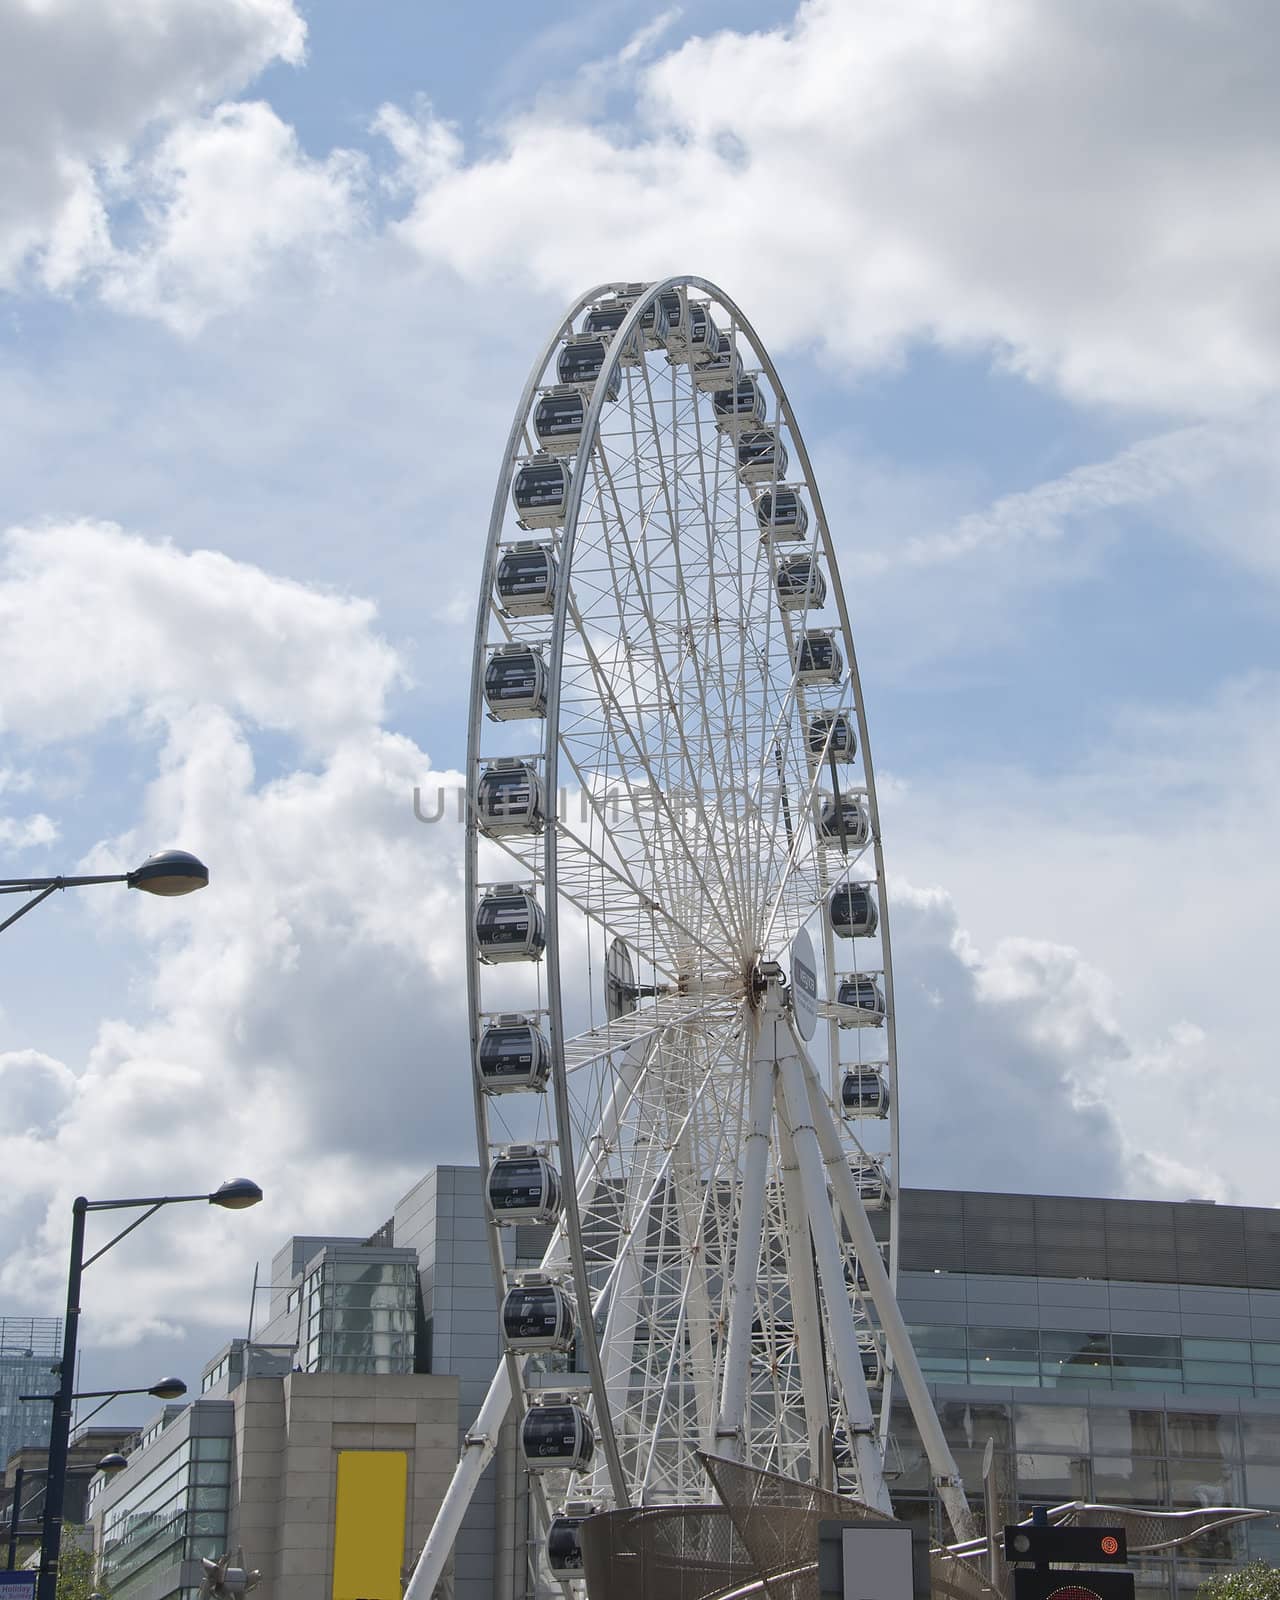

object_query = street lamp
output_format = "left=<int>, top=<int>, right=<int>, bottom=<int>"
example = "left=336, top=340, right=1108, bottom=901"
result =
left=0, top=849, right=210, bottom=934
left=36, top=1180, right=262, bottom=1600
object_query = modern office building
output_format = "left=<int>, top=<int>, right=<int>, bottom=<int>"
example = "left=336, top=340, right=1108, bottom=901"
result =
left=86, top=1175, right=1280, bottom=1600
left=89, top=1362, right=457, bottom=1600
left=86, top=1166, right=537, bottom=1600
left=0, top=1318, right=61, bottom=1476
left=884, top=1189, right=1280, bottom=1599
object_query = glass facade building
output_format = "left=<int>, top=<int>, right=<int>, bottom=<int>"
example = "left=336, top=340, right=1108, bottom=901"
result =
left=94, top=1400, right=233, bottom=1600
left=299, top=1250, right=417, bottom=1374
left=882, top=1189, right=1280, bottom=1600
left=0, top=1317, right=60, bottom=1472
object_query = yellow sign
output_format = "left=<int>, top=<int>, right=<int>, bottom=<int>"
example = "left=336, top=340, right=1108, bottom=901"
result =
left=332, top=1449, right=408, bottom=1600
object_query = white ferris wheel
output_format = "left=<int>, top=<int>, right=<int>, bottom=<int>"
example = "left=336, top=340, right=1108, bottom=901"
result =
left=407, top=278, right=975, bottom=1598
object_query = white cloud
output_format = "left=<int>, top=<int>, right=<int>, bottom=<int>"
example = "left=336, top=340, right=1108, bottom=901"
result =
left=0, top=520, right=400, bottom=750
left=0, top=521, right=467, bottom=1342
left=0, top=0, right=306, bottom=288
left=879, top=410, right=1280, bottom=575
left=381, top=0, right=1280, bottom=414
left=887, top=670, right=1280, bottom=1206
left=100, top=102, right=367, bottom=333
left=888, top=883, right=1225, bottom=1202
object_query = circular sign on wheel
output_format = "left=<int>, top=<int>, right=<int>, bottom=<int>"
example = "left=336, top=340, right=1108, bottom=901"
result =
left=790, top=926, right=818, bottom=1041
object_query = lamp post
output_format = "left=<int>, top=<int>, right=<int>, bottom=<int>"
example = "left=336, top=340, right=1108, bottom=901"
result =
left=0, top=850, right=209, bottom=935
left=37, top=1179, right=262, bottom=1600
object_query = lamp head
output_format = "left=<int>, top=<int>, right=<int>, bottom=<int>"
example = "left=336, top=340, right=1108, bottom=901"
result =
left=148, top=1376, right=187, bottom=1401
left=97, top=1452, right=129, bottom=1477
left=210, top=1178, right=263, bottom=1211
left=128, top=850, right=209, bottom=897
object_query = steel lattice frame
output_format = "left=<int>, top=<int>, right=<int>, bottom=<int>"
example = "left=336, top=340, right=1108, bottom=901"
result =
left=406, top=279, right=973, bottom=1600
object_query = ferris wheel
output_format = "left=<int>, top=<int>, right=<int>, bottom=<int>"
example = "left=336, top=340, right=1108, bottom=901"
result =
left=407, top=278, right=974, bottom=1599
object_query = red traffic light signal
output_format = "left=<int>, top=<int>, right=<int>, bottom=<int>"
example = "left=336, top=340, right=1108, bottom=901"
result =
left=1005, top=1526, right=1128, bottom=1565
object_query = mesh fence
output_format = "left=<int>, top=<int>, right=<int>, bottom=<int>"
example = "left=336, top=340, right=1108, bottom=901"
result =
left=577, top=1463, right=1267, bottom=1600
left=578, top=1451, right=1002, bottom=1600
left=579, top=1504, right=755, bottom=1600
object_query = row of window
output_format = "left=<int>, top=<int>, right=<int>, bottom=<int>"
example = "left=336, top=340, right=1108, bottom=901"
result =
left=912, top=1323, right=1280, bottom=1398
left=895, top=1396, right=1280, bottom=1463
left=100, top=1436, right=231, bottom=1592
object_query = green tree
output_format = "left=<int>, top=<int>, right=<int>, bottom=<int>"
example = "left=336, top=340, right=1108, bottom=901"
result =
left=54, top=1532, right=112, bottom=1600
left=1198, top=1563, right=1280, bottom=1600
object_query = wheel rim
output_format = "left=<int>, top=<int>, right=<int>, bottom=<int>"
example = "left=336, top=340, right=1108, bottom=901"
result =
left=466, top=279, right=900, bottom=1536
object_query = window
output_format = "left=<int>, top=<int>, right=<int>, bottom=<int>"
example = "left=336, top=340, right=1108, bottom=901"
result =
left=1016, top=1452, right=1089, bottom=1499
left=1165, top=1412, right=1240, bottom=1460
left=1090, top=1408, right=1165, bottom=1456
left=1240, top=1415, right=1280, bottom=1462
left=1093, top=1455, right=1167, bottom=1505
left=1014, top=1404, right=1088, bottom=1454
left=1167, top=1457, right=1242, bottom=1505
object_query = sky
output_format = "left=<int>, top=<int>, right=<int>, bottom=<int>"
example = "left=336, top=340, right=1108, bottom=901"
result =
left=1, top=0, right=1278, bottom=1420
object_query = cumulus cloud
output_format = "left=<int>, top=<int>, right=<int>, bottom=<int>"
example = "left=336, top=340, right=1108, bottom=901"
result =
left=0, top=0, right=306, bottom=289
left=0, top=522, right=466, bottom=1341
left=889, top=883, right=1211, bottom=1201
left=100, top=102, right=367, bottom=333
left=381, top=0, right=1280, bottom=414
left=887, top=671, right=1280, bottom=1206
left=0, top=520, right=400, bottom=749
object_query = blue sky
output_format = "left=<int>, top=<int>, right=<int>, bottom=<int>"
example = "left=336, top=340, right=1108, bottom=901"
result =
left=1, top=0, right=1278, bottom=1414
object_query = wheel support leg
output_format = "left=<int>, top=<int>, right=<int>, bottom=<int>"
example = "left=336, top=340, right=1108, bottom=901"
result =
left=796, top=1035, right=976, bottom=1542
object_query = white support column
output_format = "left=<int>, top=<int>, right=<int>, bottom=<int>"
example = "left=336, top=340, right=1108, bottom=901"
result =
left=672, top=1113, right=719, bottom=1450
left=796, top=1043, right=977, bottom=1543
left=714, top=1021, right=775, bottom=1458
left=774, top=1095, right=832, bottom=1482
left=404, top=1363, right=514, bottom=1600
left=774, top=1027, right=893, bottom=1514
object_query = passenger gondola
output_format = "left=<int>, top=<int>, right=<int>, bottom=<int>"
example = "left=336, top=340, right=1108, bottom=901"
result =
left=817, top=794, right=870, bottom=847
left=582, top=303, right=627, bottom=334
left=501, top=1275, right=576, bottom=1352
left=521, top=1400, right=595, bottom=1472
left=683, top=301, right=718, bottom=367
left=547, top=1509, right=597, bottom=1575
left=476, top=1014, right=551, bottom=1091
left=806, top=713, right=857, bottom=762
left=774, top=555, right=826, bottom=613
left=737, top=427, right=788, bottom=484
left=712, top=378, right=766, bottom=434
left=495, top=543, right=557, bottom=617
left=841, top=1067, right=890, bottom=1117
left=693, top=327, right=743, bottom=390
left=512, top=454, right=571, bottom=528
left=852, top=1158, right=890, bottom=1209
left=755, top=486, right=809, bottom=540
left=475, top=884, right=546, bottom=963
left=829, top=881, right=878, bottom=938
left=637, top=289, right=678, bottom=348
left=483, top=645, right=547, bottom=720
left=476, top=760, right=546, bottom=834
left=794, top=629, right=843, bottom=685
left=860, top=1339, right=884, bottom=1389
left=533, top=388, right=585, bottom=455
left=487, top=1147, right=562, bottom=1223
left=834, top=974, right=886, bottom=1027
left=556, top=334, right=621, bottom=398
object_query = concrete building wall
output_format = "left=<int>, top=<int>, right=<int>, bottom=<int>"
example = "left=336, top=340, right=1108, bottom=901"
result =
left=234, top=1371, right=458, bottom=1600
left=91, top=1373, right=458, bottom=1600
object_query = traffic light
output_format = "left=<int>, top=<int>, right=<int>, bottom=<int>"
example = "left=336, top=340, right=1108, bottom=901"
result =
left=1013, top=1571, right=1135, bottom=1600
left=1004, top=1527, right=1128, bottom=1565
